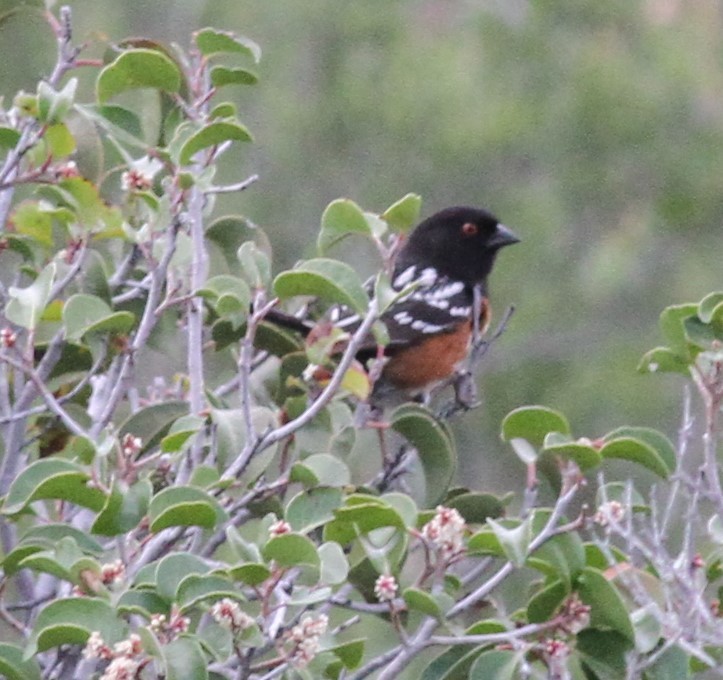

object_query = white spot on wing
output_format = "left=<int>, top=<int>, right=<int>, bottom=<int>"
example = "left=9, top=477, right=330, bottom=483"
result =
left=393, top=311, right=413, bottom=325
left=417, top=267, right=438, bottom=286
left=430, top=281, right=464, bottom=300
left=449, top=306, right=471, bottom=318
left=410, top=319, right=446, bottom=333
left=393, top=265, right=417, bottom=288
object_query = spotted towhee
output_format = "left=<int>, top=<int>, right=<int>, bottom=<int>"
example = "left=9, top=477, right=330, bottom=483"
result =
left=267, top=206, right=519, bottom=404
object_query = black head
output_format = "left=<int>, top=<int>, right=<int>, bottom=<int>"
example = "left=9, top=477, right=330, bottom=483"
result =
left=395, top=206, right=519, bottom=284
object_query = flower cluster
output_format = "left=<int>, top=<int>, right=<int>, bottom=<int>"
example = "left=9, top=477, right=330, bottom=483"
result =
left=210, top=598, right=255, bottom=633
left=82, top=632, right=144, bottom=680
left=374, top=574, right=398, bottom=603
left=558, top=593, right=591, bottom=634
left=421, top=505, right=467, bottom=559
left=100, top=559, right=126, bottom=587
left=593, top=500, right=625, bottom=528
left=148, top=605, right=190, bottom=642
left=120, top=433, right=143, bottom=458
left=0, top=327, right=16, bottom=349
left=120, top=156, right=163, bottom=193
left=269, top=519, right=292, bottom=537
left=286, top=613, right=329, bottom=669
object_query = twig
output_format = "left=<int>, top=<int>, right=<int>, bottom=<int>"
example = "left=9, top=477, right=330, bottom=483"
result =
left=206, top=173, right=259, bottom=194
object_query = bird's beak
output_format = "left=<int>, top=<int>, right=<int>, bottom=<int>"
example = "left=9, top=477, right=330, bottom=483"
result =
left=489, top=223, right=520, bottom=249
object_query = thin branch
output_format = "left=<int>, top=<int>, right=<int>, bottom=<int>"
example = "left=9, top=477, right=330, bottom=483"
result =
left=223, top=299, right=380, bottom=481
left=206, top=173, right=259, bottom=194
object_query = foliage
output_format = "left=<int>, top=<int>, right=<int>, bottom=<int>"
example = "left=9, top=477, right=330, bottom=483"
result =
left=0, top=5, right=722, bottom=680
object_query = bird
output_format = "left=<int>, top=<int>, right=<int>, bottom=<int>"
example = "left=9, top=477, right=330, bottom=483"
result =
left=266, top=206, right=519, bottom=405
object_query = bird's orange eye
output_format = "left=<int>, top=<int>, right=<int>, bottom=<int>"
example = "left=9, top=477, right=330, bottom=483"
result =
left=461, top=222, right=478, bottom=237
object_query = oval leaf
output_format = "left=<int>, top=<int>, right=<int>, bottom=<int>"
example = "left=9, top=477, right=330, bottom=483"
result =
left=2, top=459, right=105, bottom=515
left=273, top=258, right=369, bottom=314
left=381, top=193, right=422, bottom=233
left=210, top=65, right=258, bottom=87
left=179, top=121, right=252, bottom=165
left=576, top=567, right=635, bottom=642
left=27, top=597, right=126, bottom=657
left=0, top=643, right=41, bottom=680
left=5, top=263, right=56, bottom=330
left=600, top=437, right=671, bottom=478
left=501, top=405, right=571, bottom=447
left=97, top=48, right=182, bottom=103
left=262, top=533, right=320, bottom=568
left=149, top=486, right=222, bottom=532
left=195, top=28, right=261, bottom=62
left=390, top=404, right=455, bottom=507
left=317, top=198, right=373, bottom=254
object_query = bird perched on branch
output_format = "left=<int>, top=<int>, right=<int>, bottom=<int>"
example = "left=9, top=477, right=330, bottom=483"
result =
left=266, top=206, right=519, bottom=405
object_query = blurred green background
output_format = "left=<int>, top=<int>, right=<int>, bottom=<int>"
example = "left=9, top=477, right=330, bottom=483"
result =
left=2, top=0, right=720, bottom=490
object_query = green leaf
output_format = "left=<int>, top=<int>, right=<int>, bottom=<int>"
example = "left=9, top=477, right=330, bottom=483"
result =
left=164, top=636, right=209, bottom=680
left=659, top=303, right=698, bottom=356
left=195, top=28, right=261, bottom=62
left=62, top=293, right=135, bottom=340
left=154, top=553, right=211, bottom=602
left=576, top=630, right=629, bottom=679
left=631, top=603, right=662, bottom=654
left=210, top=65, right=258, bottom=87
left=273, top=258, right=370, bottom=314
left=179, top=121, right=252, bottom=165
left=286, top=487, right=344, bottom=533
left=262, top=533, right=320, bottom=568
left=403, top=587, right=443, bottom=619
left=206, top=215, right=271, bottom=268
left=91, top=479, right=152, bottom=536
left=390, top=404, right=456, bottom=507
left=527, top=579, right=568, bottom=623
left=97, top=48, right=182, bottom=103
left=317, top=198, right=373, bottom=254
left=381, top=193, right=422, bottom=233
left=176, top=574, right=241, bottom=611
left=576, top=567, right=635, bottom=642
left=116, top=590, right=168, bottom=618
left=149, top=486, right=223, bottom=532
left=26, top=597, right=126, bottom=657
left=698, top=291, right=723, bottom=324
left=542, top=432, right=602, bottom=470
left=228, top=562, right=271, bottom=586
left=446, top=492, right=506, bottom=524
left=422, top=647, right=484, bottom=680
left=96, top=104, right=143, bottom=137
left=300, top=454, right=350, bottom=487
left=329, top=638, right=364, bottom=669
left=237, top=241, right=271, bottom=289
left=487, top=517, right=531, bottom=567
left=10, top=200, right=54, bottom=247
left=0, top=126, right=20, bottom=149
left=118, top=400, right=189, bottom=453
left=2, top=458, right=105, bottom=515
left=197, top=274, right=250, bottom=325
left=599, top=436, right=671, bottom=478
left=319, top=541, right=349, bottom=585
left=5, top=263, right=56, bottom=330
left=645, top=645, right=690, bottom=680
left=37, top=78, right=77, bottom=124
left=603, top=426, right=675, bottom=474
left=45, top=122, right=76, bottom=157
left=638, top=346, right=691, bottom=374
left=501, top=405, right=571, bottom=447
left=469, top=649, right=520, bottom=680
left=161, top=415, right=206, bottom=453
left=0, top=643, right=41, bottom=680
